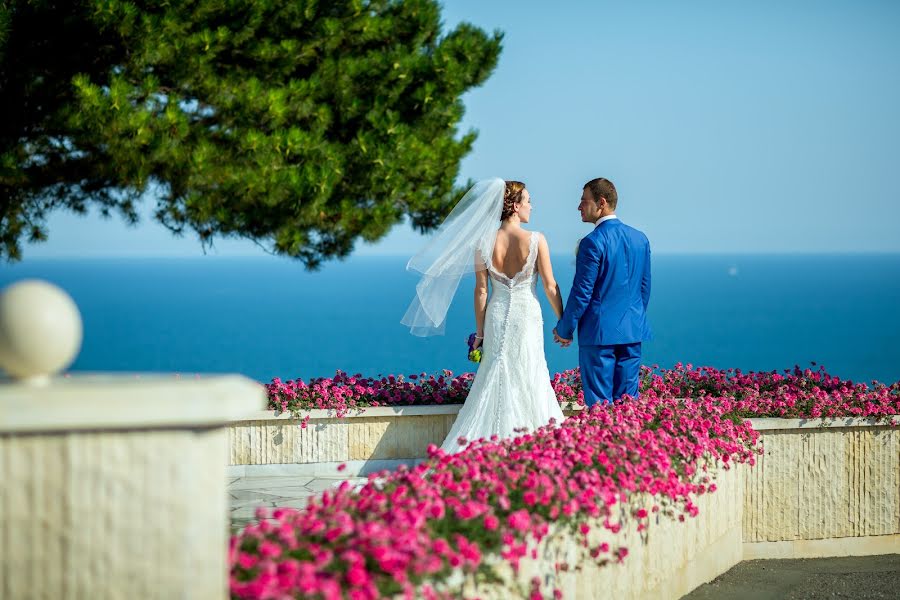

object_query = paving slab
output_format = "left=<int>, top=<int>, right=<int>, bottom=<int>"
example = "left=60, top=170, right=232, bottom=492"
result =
left=228, top=474, right=365, bottom=530
left=305, top=477, right=363, bottom=492
left=683, top=554, right=900, bottom=599
left=227, top=476, right=315, bottom=491
left=275, top=499, right=317, bottom=509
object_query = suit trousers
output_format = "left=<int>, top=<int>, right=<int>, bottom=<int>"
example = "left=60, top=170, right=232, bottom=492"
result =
left=578, top=343, right=642, bottom=407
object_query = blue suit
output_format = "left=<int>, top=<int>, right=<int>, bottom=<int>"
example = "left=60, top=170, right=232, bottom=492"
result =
left=556, top=218, right=652, bottom=406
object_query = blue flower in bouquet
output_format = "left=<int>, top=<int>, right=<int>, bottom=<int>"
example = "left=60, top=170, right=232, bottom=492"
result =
left=466, top=333, right=482, bottom=363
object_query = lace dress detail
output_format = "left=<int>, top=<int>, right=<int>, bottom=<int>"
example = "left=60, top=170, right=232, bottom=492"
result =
left=441, top=231, right=565, bottom=453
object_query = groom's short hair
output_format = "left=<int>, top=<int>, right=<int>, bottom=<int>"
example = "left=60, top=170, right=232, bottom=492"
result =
left=584, top=178, right=617, bottom=209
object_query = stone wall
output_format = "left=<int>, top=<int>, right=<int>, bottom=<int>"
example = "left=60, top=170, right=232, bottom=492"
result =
left=229, top=405, right=580, bottom=469
left=229, top=407, right=460, bottom=466
left=229, top=408, right=900, bottom=564
left=1, top=427, right=227, bottom=599
left=743, top=418, right=900, bottom=559
left=0, top=375, right=266, bottom=600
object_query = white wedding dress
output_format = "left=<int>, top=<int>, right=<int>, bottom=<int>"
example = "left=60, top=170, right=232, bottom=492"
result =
left=440, top=231, right=565, bottom=453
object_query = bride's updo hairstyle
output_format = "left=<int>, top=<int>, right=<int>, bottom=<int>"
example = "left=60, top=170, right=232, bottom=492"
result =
left=501, top=180, right=526, bottom=221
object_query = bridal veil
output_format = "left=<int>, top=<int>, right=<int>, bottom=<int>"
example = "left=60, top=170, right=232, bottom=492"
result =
left=401, top=178, right=505, bottom=336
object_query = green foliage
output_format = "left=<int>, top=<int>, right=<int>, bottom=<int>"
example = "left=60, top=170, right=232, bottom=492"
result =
left=0, top=0, right=502, bottom=266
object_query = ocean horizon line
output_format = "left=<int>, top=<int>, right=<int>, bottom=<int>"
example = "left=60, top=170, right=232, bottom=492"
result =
left=8, top=250, right=900, bottom=263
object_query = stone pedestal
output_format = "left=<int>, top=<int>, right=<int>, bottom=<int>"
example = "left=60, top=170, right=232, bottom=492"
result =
left=0, top=375, right=265, bottom=599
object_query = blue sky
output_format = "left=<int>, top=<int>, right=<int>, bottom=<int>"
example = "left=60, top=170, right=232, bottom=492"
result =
left=23, top=0, right=900, bottom=260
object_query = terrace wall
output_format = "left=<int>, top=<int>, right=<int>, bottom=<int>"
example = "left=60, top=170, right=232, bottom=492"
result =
left=229, top=408, right=900, bottom=581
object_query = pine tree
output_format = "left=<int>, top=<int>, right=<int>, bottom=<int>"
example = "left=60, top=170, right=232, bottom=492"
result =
left=0, top=0, right=502, bottom=267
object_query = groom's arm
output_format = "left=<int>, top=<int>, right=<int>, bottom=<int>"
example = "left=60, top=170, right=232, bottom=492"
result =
left=641, top=242, right=651, bottom=310
left=556, top=236, right=601, bottom=340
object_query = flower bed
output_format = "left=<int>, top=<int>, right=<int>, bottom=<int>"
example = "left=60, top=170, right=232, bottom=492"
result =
left=266, top=364, right=900, bottom=423
left=231, top=396, right=759, bottom=599
left=231, top=367, right=899, bottom=599
left=266, top=370, right=475, bottom=428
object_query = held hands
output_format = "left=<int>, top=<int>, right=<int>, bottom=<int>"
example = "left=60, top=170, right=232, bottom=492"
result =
left=552, top=328, right=572, bottom=348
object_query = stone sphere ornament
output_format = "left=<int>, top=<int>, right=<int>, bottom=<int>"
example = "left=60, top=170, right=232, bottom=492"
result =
left=0, top=279, right=83, bottom=383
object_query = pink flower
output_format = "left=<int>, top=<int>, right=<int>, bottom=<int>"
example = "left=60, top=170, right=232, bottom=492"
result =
left=483, top=514, right=499, bottom=531
left=346, top=565, right=369, bottom=587
left=507, top=510, right=531, bottom=532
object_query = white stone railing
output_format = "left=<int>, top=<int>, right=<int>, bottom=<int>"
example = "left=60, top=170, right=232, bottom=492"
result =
left=0, top=280, right=266, bottom=599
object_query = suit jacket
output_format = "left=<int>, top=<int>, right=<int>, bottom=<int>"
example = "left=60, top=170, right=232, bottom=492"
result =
left=555, top=218, right=652, bottom=345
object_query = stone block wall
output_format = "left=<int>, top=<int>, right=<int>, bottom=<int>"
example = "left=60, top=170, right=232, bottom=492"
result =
left=230, top=409, right=900, bottom=562
left=742, top=419, right=900, bottom=558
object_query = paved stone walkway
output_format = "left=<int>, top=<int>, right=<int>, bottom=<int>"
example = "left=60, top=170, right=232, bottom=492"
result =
left=684, top=554, right=900, bottom=599
left=229, top=474, right=365, bottom=529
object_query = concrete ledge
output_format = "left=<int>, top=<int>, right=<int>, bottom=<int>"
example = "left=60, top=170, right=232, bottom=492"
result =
left=233, top=407, right=899, bottom=430
left=235, top=402, right=588, bottom=421
left=748, top=416, right=899, bottom=431
left=226, top=459, right=422, bottom=478
left=743, top=534, right=900, bottom=560
left=235, top=405, right=464, bottom=421
left=2, top=374, right=265, bottom=432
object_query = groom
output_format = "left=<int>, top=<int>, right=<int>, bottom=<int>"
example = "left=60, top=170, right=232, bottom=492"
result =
left=553, top=178, right=652, bottom=407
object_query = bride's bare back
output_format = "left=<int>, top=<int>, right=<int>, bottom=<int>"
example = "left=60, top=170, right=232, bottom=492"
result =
left=491, top=229, right=534, bottom=278
left=470, top=182, right=563, bottom=349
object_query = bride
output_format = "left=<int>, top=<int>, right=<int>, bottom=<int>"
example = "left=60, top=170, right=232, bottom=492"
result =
left=402, top=178, right=566, bottom=453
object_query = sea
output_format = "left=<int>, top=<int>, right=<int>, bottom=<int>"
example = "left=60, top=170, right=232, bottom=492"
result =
left=2, top=254, right=899, bottom=385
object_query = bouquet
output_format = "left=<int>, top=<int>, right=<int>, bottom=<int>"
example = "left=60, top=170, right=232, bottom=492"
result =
left=466, top=333, right=483, bottom=363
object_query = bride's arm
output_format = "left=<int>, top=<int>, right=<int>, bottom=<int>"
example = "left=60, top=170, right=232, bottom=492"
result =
left=536, top=234, right=564, bottom=320
left=473, top=256, right=489, bottom=348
